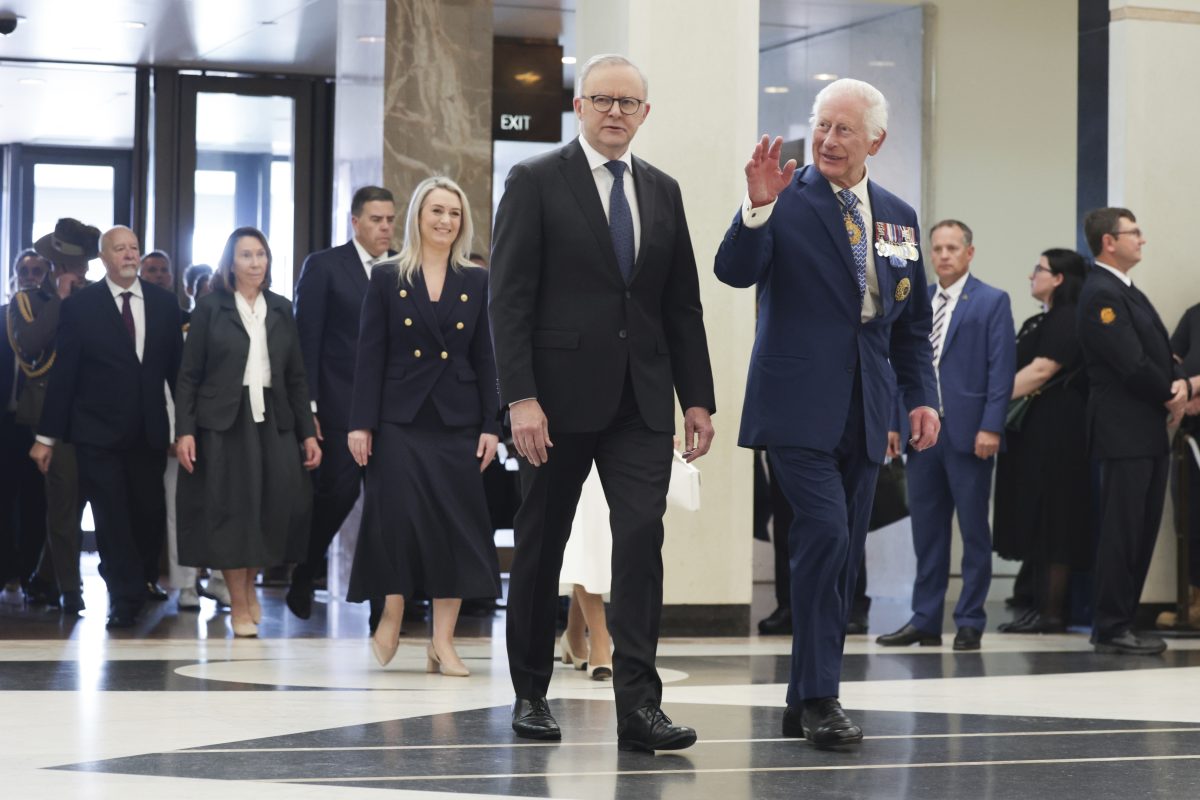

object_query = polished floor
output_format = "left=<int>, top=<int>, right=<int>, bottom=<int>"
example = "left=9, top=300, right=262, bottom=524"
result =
left=3, top=561, right=1200, bottom=799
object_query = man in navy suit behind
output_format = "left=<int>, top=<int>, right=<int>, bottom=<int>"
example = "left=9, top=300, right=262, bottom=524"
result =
left=715, top=78, right=940, bottom=749
left=877, top=220, right=1015, bottom=652
left=30, top=226, right=182, bottom=629
left=288, top=186, right=397, bottom=619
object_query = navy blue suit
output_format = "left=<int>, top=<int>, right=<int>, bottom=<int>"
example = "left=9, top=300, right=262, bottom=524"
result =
left=905, top=274, right=1014, bottom=634
left=715, top=165, right=937, bottom=703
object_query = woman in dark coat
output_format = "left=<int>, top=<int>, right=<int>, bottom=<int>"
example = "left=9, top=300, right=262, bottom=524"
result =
left=176, top=227, right=321, bottom=637
left=993, top=248, right=1089, bottom=633
left=347, top=176, right=501, bottom=674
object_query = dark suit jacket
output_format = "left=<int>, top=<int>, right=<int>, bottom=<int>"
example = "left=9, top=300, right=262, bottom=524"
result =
left=350, top=263, right=499, bottom=434
left=294, top=241, right=390, bottom=431
left=175, top=289, right=315, bottom=440
left=714, top=164, right=938, bottom=462
left=38, top=278, right=182, bottom=449
left=489, top=137, right=715, bottom=434
left=930, top=275, right=1016, bottom=453
left=1, top=303, right=17, bottom=409
left=1078, top=265, right=1183, bottom=459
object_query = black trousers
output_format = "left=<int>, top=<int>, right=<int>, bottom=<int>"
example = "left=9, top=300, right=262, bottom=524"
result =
left=506, top=377, right=673, bottom=720
left=0, top=410, right=46, bottom=584
left=75, top=444, right=166, bottom=612
left=1092, top=455, right=1169, bottom=640
left=293, top=427, right=362, bottom=586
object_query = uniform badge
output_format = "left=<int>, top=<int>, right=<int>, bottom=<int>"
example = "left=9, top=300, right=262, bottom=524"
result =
left=895, top=277, right=911, bottom=301
left=1100, top=307, right=1116, bottom=324
left=845, top=216, right=864, bottom=246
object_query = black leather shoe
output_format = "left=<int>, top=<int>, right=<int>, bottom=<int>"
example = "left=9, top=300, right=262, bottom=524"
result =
left=24, top=577, right=59, bottom=607
left=285, top=581, right=313, bottom=620
left=953, top=626, right=982, bottom=650
left=998, top=612, right=1065, bottom=634
left=512, top=697, right=561, bottom=740
left=845, top=614, right=869, bottom=635
left=1094, top=630, right=1167, bottom=655
left=617, top=705, right=697, bottom=752
left=757, top=606, right=792, bottom=635
left=146, top=582, right=169, bottom=601
left=106, top=610, right=138, bottom=629
left=800, top=697, right=862, bottom=749
left=782, top=706, right=805, bottom=738
left=876, top=624, right=941, bottom=647
left=60, top=591, right=85, bottom=615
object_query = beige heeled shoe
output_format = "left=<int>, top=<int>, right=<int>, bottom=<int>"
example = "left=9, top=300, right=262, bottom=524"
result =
left=426, top=642, right=470, bottom=677
left=559, top=634, right=588, bottom=671
left=250, top=599, right=263, bottom=625
left=370, top=634, right=399, bottom=667
left=232, top=618, right=258, bottom=638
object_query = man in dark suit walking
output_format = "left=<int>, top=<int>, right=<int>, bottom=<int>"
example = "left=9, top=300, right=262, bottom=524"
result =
left=877, top=220, right=1015, bottom=652
left=288, top=186, right=396, bottom=619
left=1078, top=207, right=1188, bottom=655
left=490, top=54, right=716, bottom=753
left=715, top=78, right=940, bottom=749
left=30, top=226, right=182, bottom=628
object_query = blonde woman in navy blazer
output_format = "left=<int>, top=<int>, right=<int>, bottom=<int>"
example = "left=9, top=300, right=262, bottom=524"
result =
left=347, top=176, right=501, bottom=673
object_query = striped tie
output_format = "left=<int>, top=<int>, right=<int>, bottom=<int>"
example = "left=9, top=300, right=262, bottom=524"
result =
left=929, top=290, right=950, bottom=363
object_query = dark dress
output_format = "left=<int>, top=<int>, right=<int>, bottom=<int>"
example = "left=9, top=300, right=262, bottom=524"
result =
left=175, top=290, right=315, bottom=569
left=1170, top=303, right=1200, bottom=584
left=993, top=303, right=1091, bottom=567
left=346, top=264, right=501, bottom=602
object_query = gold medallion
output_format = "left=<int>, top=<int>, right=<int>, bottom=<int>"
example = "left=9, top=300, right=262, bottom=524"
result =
left=844, top=215, right=863, bottom=246
left=1100, top=307, right=1116, bottom=324
left=894, top=277, right=911, bottom=301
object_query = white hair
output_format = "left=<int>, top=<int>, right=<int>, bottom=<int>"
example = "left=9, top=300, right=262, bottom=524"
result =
left=575, top=53, right=648, bottom=99
left=809, top=78, right=888, bottom=139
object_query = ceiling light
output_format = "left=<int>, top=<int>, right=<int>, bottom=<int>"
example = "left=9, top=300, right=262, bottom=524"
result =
left=357, top=35, right=384, bottom=44
left=812, top=73, right=838, bottom=81
left=260, top=20, right=277, bottom=26
left=19, top=77, right=45, bottom=86
left=513, top=71, right=542, bottom=86
left=120, top=21, right=146, bottom=29
left=868, top=60, right=895, bottom=68
left=763, top=86, right=789, bottom=94
left=561, top=56, right=576, bottom=65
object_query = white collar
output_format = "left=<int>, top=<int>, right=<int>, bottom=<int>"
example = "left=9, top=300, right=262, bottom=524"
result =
left=1094, top=260, right=1133, bottom=287
left=352, top=237, right=383, bottom=267
left=829, top=166, right=870, bottom=209
left=936, top=271, right=971, bottom=299
left=106, top=276, right=142, bottom=298
left=579, top=135, right=634, bottom=176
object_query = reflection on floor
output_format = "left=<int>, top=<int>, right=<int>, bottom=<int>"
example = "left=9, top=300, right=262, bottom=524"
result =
left=3, top=564, right=1200, bottom=798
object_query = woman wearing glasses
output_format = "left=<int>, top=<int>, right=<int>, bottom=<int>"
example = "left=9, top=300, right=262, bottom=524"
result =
left=993, top=248, right=1089, bottom=633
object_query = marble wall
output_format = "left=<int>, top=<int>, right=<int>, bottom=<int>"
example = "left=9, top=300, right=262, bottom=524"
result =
left=383, top=0, right=493, bottom=255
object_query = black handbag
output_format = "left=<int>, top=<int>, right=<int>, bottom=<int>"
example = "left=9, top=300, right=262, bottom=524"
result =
left=869, top=458, right=909, bottom=531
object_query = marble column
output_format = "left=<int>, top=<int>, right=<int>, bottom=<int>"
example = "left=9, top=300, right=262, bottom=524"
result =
left=576, top=0, right=760, bottom=632
left=383, top=0, right=493, bottom=254
left=1108, top=0, right=1200, bottom=603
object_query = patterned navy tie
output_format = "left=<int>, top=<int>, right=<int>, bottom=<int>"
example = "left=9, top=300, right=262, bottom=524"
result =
left=837, top=188, right=868, bottom=300
left=605, top=160, right=635, bottom=284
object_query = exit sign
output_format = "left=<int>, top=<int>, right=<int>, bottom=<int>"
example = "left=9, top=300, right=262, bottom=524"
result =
left=493, top=39, right=562, bottom=143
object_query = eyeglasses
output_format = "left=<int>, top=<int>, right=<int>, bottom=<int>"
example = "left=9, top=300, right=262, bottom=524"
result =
left=1031, top=265, right=1054, bottom=276
left=584, top=94, right=644, bottom=115
left=1111, top=228, right=1143, bottom=238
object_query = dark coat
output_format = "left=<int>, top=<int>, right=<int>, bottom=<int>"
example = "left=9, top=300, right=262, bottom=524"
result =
left=175, top=289, right=315, bottom=440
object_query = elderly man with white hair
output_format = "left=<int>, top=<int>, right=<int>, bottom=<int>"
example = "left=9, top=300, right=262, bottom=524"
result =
left=715, top=78, right=940, bottom=748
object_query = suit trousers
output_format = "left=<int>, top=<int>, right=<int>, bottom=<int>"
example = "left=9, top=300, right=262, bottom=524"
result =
left=906, top=442, right=995, bottom=632
left=0, top=410, right=46, bottom=584
left=35, top=440, right=82, bottom=593
left=1092, top=455, right=1169, bottom=640
left=768, top=370, right=878, bottom=704
left=76, top=444, right=167, bottom=611
left=506, top=376, right=673, bottom=720
left=294, top=427, right=362, bottom=586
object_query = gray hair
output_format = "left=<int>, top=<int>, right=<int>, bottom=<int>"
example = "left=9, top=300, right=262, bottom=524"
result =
left=99, top=225, right=137, bottom=253
left=575, top=54, right=648, bottom=99
left=809, top=78, right=888, bottom=139
left=389, top=176, right=478, bottom=287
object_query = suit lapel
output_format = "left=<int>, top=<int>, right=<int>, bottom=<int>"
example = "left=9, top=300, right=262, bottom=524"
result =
left=437, top=267, right=465, bottom=327
left=630, top=156, right=656, bottom=283
left=941, top=274, right=977, bottom=356
left=559, top=140, right=623, bottom=280
left=341, top=241, right=370, bottom=291
left=798, top=167, right=858, bottom=289
left=215, top=291, right=248, bottom=339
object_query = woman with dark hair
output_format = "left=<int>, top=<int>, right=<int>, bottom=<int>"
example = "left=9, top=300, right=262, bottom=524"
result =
left=175, top=227, right=321, bottom=637
left=347, top=176, right=501, bottom=673
left=993, top=248, right=1090, bottom=633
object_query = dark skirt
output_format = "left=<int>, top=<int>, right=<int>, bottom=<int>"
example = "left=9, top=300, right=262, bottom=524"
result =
left=177, top=389, right=312, bottom=569
left=347, top=401, right=501, bottom=602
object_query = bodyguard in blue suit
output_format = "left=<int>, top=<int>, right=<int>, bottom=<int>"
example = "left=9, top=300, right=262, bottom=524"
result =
left=715, top=79, right=939, bottom=749
left=877, top=221, right=1015, bottom=652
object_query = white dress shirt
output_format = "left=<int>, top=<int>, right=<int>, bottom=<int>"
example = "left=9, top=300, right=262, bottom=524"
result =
left=106, top=276, right=145, bottom=362
left=1094, top=260, right=1133, bottom=287
left=578, top=135, right=642, bottom=258
left=235, top=291, right=272, bottom=423
left=352, top=237, right=384, bottom=280
left=741, top=169, right=880, bottom=321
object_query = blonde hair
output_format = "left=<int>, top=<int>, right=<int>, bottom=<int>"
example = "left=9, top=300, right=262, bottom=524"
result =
left=389, top=176, right=476, bottom=286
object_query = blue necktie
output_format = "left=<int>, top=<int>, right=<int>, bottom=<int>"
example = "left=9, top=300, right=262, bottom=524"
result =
left=837, top=188, right=868, bottom=301
left=605, top=160, right=635, bottom=284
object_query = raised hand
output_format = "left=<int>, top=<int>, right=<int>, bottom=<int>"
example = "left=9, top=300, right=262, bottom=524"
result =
left=745, top=135, right=798, bottom=207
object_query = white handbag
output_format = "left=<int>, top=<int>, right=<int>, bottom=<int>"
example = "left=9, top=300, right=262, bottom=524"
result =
left=667, top=450, right=701, bottom=511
